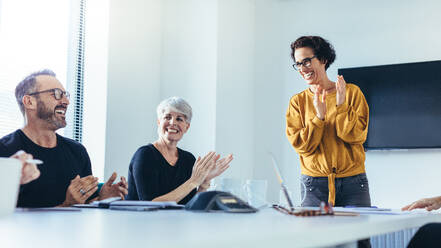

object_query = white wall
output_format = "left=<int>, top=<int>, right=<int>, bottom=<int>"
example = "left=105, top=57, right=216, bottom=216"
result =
left=105, top=0, right=162, bottom=179
left=216, top=0, right=255, bottom=180
left=82, top=0, right=109, bottom=181
left=160, top=0, right=218, bottom=156
left=253, top=0, right=441, bottom=207
left=253, top=0, right=288, bottom=203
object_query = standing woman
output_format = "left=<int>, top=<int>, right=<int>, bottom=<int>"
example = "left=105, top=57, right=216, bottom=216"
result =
left=127, top=97, right=233, bottom=204
left=286, top=36, right=371, bottom=208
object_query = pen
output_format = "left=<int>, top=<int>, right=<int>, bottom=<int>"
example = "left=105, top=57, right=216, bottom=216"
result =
left=26, top=159, right=43, bottom=165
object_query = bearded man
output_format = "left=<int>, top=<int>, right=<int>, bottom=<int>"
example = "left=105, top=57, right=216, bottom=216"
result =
left=0, top=69, right=127, bottom=207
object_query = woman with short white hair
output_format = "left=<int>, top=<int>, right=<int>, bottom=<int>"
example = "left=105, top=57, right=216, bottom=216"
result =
left=127, top=97, right=233, bottom=204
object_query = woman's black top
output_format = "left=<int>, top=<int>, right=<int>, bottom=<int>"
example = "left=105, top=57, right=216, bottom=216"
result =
left=126, top=144, right=196, bottom=204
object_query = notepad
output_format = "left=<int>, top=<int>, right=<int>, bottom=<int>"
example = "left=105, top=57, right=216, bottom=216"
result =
left=333, top=207, right=420, bottom=215
left=109, top=205, right=159, bottom=211
left=74, top=198, right=185, bottom=209
left=18, top=207, right=81, bottom=212
left=344, top=207, right=392, bottom=211
left=110, top=200, right=184, bottom=209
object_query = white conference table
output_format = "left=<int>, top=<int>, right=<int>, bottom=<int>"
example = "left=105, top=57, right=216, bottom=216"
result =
left=0, top=207, right=440, bottom=248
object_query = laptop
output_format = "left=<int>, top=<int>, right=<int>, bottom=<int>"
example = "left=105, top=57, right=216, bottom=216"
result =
left=269, top=153, right=295, bottom=212
left=269, top=153, right=357, bottom=216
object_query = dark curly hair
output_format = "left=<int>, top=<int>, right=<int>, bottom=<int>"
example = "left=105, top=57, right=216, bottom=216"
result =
left=291, top=36, right=336, bottom=70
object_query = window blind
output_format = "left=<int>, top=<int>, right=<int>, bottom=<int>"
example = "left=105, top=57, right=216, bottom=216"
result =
left=66, top=0, right=86, bottom=143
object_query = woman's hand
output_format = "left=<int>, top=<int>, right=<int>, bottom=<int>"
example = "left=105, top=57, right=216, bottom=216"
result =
left=402, top=196, right=441, bottom=211
left=205, top=154, right=233, bottom=182
left=152, top=152, right=221, bottom=203
left=11, top=150, right=40, bottom=185
left=198, top=154, right=233, bottom=192
left=313, top=86, right=326, bottom=120
left=336, top=75, right=346, bottom=106
left=189, top=152, right=217, bottom=187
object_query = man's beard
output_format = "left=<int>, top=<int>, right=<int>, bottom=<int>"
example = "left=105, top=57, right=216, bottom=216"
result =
left=36, top=99, right=67, bottom=130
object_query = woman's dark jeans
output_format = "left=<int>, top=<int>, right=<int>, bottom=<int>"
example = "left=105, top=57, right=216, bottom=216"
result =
left=301, top=173, right=371, bottom=207
left=300, top=173, right=372, bottom=248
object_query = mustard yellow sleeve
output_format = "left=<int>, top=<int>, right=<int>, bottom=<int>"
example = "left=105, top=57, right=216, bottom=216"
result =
left=286, top=97, right=325, bottom=156
left=335, top=85, right=369, bottom=144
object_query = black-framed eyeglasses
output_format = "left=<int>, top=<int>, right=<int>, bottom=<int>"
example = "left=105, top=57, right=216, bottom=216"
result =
left=292, top=55, right=316, bottom=71
left=28, top=88, right=70, bottom=100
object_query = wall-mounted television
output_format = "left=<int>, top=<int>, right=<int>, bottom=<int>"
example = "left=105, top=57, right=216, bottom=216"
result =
left=338, top=60, right=441, bottom=150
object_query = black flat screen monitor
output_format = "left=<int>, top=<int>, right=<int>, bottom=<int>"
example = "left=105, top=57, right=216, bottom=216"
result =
left=338, top=60, right=441, bottom=150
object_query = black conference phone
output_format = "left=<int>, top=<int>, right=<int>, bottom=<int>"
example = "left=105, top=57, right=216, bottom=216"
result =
left=185, top=191, right=257, bottom=213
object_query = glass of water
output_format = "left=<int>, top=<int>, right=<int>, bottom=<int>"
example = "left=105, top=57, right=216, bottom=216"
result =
left=244, top=179, right=268, bottom=208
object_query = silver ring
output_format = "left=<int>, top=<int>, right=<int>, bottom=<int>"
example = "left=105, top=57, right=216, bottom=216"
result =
left=79, top=189, right=86, bottom=195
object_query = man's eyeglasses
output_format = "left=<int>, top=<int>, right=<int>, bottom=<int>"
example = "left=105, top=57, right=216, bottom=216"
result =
left=28, top=88, right=70, bottom=100
left=292, top=55, right=316, bottom=71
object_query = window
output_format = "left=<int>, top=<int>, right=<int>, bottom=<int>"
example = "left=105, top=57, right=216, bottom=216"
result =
left=0, top=0, right=108, bottom=180
left=0, top=0, right=70, bottom=136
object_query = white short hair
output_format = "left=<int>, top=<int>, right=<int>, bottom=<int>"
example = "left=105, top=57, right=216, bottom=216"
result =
left=156, top=97, right=192, bottom=123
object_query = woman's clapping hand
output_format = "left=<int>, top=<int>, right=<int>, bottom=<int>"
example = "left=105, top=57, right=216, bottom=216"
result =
left=336, top=75, right=346, bottom=106
left=190, top=152, right=233, bottom=187
left=190, top=152, right=218, bottom=187
left=205, top=154, right=233, bottom=182
left=313, top=86, right=326, bottom=120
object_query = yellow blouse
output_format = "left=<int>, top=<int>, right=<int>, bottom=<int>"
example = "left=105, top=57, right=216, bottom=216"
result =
left=286, top=83, right=369, bottom=205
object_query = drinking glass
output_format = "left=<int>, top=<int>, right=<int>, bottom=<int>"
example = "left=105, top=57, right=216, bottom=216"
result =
left=245, top=179, right=267, bottom=208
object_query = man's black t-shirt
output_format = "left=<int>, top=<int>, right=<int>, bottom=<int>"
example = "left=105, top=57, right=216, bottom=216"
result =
left=126, top=144, right=196, bottom=204
left=0, top=129, right=93, bottom=207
